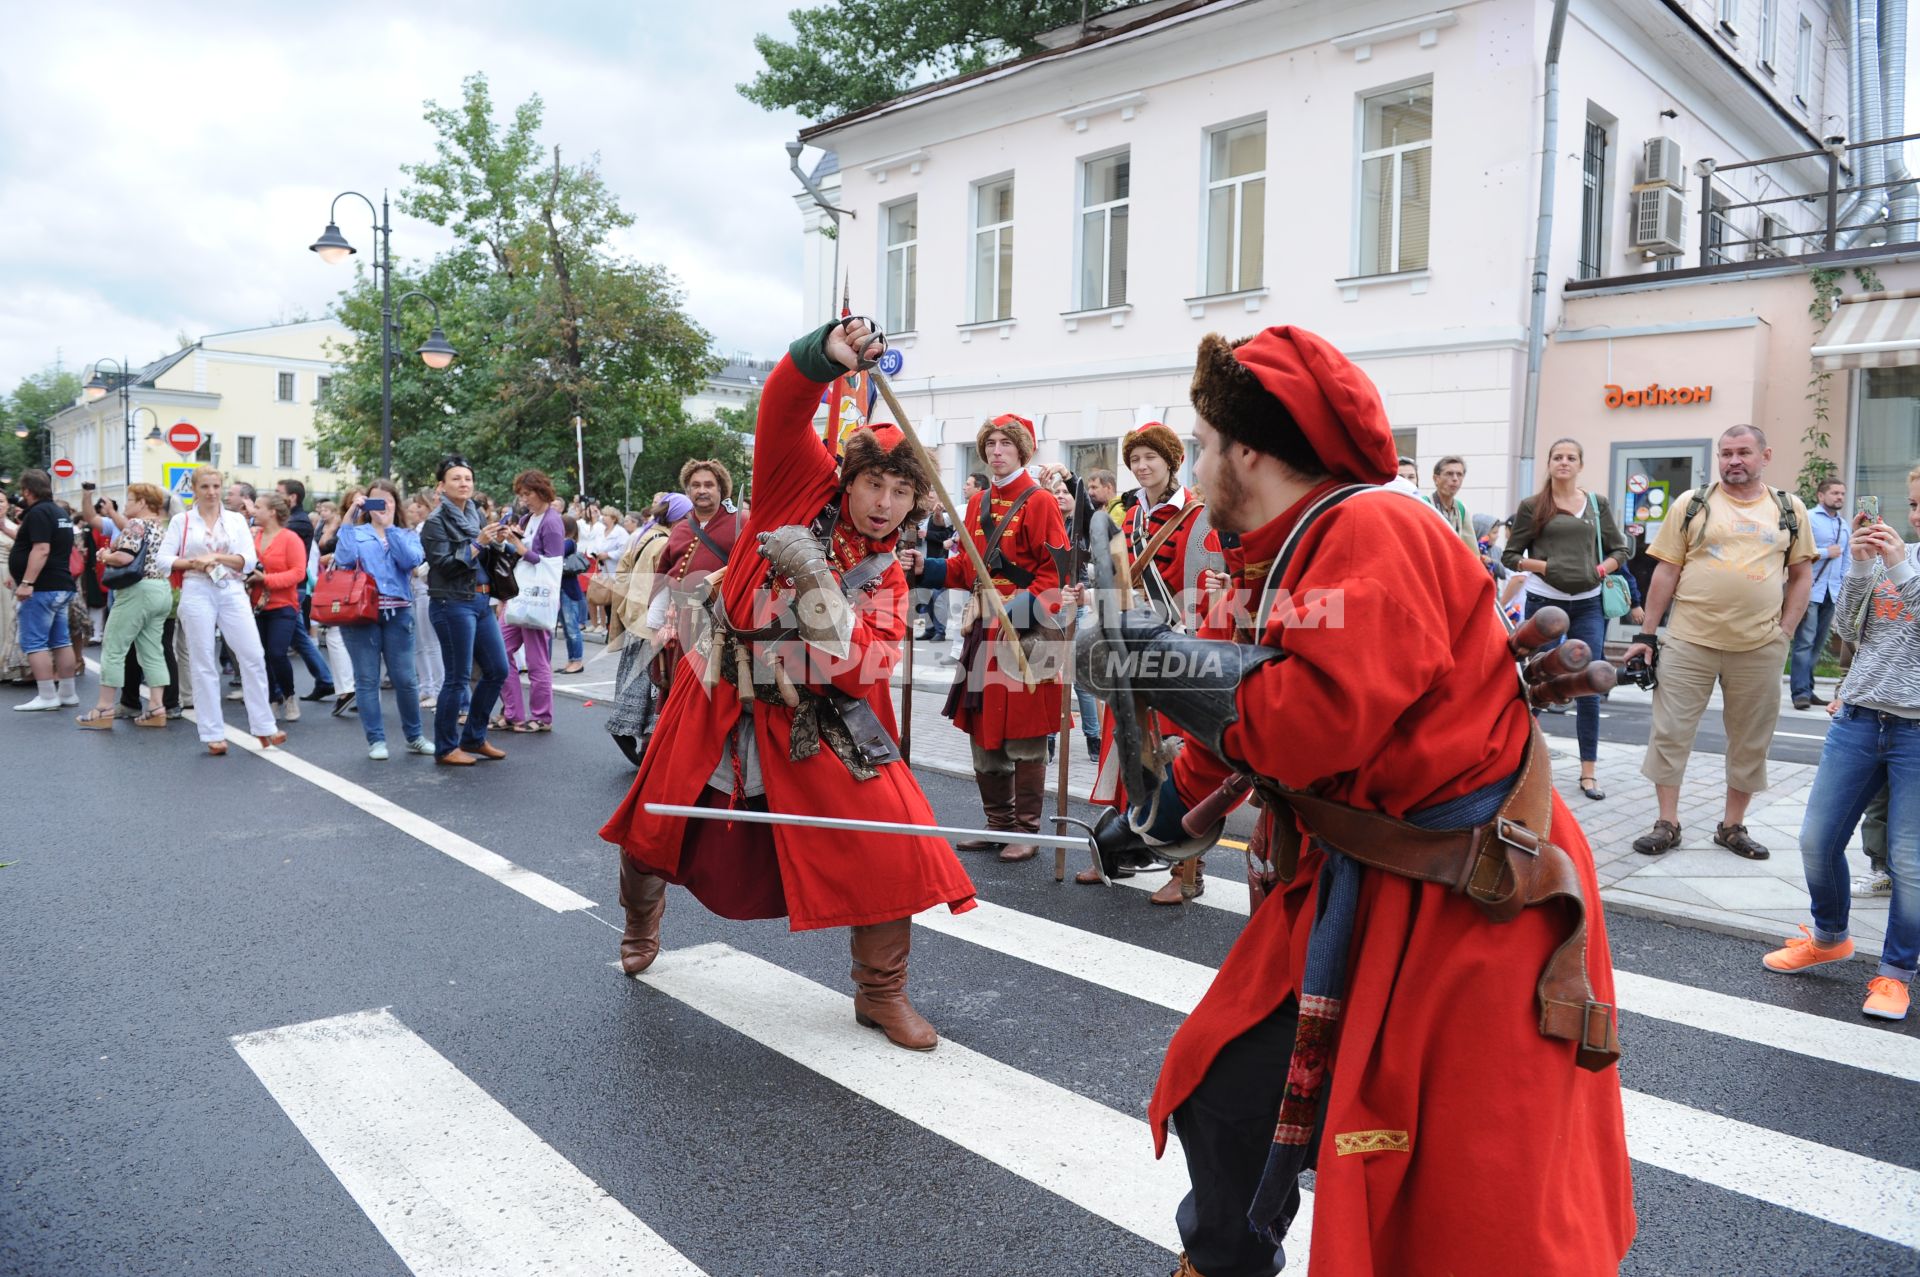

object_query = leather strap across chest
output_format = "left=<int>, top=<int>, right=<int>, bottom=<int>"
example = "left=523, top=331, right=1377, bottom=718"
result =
left=977, top=486, right=1038, bottom=588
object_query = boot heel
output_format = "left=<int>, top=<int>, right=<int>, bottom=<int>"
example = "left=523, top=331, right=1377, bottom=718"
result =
left=854, top=1011, right=880, bottom=1030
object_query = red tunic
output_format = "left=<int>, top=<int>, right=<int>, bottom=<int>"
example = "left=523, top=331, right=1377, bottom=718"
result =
left=940, top=472, right=1068, bottom=749
left=1149, top=483, right=1635, bottom=1275
left=599, top=350, right=977, bottom=932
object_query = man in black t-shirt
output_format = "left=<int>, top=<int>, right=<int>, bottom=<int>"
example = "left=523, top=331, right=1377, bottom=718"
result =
left=6, top=469, right=80, bottom=710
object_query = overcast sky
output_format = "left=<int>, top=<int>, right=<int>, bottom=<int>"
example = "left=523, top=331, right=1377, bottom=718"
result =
left=0, top=0, right=814, bottom=389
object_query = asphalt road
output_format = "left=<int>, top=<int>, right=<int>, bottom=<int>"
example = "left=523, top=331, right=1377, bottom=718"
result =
left=3, top=672, right=1915, bottom=1276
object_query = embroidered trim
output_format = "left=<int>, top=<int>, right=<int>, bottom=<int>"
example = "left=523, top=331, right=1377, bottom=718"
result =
left=1333, top=1129, right=1411, bottom=1156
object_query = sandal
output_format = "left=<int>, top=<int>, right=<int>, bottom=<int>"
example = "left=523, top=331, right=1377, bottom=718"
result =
left=1632, top=820, right=1682, bottom=856
left=490, top=715, right=511, bottom=732
left=1713, top=822, right=1770, bottom=861
left=511, top=720, right=539, bottom=733
left=75, top=708, right=117, bottom=730
left=207, top=741, right=228, bottom=757
left=1578, top=777, right=1606, bottom=801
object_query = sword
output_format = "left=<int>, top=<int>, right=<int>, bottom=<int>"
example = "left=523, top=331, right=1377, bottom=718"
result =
left=644, top=803, right=1094, bottom=852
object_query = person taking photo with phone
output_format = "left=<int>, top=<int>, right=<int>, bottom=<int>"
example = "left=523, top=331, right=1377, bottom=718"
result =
left=332, top=480, right=430, bottom=760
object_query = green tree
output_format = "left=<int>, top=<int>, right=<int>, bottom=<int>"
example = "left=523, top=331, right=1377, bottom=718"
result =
left=316, top=74, right=717, bottom=500
left=627, top=416, right=755, bottom=514
left=739, top=0, right=1132, bottom=119
left=0, top=367, right=83, bottom=481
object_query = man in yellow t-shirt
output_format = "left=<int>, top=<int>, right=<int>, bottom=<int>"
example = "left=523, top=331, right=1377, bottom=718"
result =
left=1622, top=425, right=1816, bottom=860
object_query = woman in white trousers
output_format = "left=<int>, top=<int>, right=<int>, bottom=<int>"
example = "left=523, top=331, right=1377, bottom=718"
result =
left=157, top=468, right=284, bottom=756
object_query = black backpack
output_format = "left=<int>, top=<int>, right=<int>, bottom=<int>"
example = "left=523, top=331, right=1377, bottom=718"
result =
left=1678, top=483, right=1801, bottom=561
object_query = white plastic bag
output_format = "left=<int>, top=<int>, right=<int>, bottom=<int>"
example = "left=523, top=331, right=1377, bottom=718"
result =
left=503, top=554, right=562, bottom=631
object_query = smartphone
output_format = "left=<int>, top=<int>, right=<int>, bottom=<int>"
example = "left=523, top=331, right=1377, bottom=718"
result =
left=81, top=481, right=97, bottom=491
left=1857, top=495, right=1881, bottom=522
left=362, top=497, right=387, bottom=513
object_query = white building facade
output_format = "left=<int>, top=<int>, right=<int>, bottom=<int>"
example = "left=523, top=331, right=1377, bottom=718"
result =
left=793, top=0, right=1852, bottom=512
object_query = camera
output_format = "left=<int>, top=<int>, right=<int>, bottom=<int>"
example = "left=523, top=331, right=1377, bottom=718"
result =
left=1619, top=653, right=1658, bottom=690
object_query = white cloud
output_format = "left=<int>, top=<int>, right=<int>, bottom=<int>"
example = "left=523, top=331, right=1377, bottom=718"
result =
left=0, top=0, right=811, bottom=389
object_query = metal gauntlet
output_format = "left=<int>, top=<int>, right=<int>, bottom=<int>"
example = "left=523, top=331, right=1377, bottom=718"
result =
left=756, top=525, right=854, bottom=660
left=1074, top=606, right=1279, bottom=762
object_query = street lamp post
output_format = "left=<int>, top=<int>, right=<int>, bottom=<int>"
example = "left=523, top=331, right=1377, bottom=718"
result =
left=82, top=355, right=134, bottom=499
left=309, top=190, right=457, bottom=479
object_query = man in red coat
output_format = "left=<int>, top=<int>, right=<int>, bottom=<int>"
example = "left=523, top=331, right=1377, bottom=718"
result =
left=1083, top=328, right=1635, bottom=1275
left=643, top=458, right=743, bottom=698
left=911, top=414, right=1069, bottom=863
left=601, top=318, right=976, bottom=1051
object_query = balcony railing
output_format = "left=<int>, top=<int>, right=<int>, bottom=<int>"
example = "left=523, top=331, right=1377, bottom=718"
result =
left=1696, top=129, right=1920, bottom=265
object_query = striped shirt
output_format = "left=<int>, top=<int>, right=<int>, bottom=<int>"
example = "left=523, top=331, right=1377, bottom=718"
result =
left=1834, top=545, right=1920, bottom=718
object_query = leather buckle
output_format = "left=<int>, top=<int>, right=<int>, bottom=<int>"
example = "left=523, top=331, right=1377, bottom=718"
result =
left=1495, top=818, right=1541, bottom=857
left=1581, top=1001, right=1614, bottom=1053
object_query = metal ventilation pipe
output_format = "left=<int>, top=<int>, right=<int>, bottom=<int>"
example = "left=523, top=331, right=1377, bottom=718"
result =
left=1838, top=0, right=1891, bottom=245
left=1879, top=0, right=1916, bottom=243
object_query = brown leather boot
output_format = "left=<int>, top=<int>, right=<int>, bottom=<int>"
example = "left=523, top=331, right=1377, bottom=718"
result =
left=1149, top=857, right=1205, bottom=905
left=618, top=857, right=667, bottom=974
left=955, top=769, right=1014, bottom=850
left=998, top=758, right=1047, bottom=862
left=849, top=918, right=937, bottom=1050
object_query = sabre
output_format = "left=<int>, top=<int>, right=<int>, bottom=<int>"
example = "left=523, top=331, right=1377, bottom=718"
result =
left=644, top=803, right=1093, bottom=852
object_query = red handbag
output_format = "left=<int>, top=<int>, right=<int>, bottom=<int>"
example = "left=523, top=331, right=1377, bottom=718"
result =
left=311, top=564, right=380, bottom=626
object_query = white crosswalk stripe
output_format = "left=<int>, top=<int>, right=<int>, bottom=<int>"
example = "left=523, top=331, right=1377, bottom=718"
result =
left=232, top=1008, right=707, bottom=1276
left=914, top=895, right=1920, bottom=1248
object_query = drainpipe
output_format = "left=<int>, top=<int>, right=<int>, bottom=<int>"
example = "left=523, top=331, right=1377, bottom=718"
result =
left=1879, top=0, right=1915, bottom=242
left=786, top=140, right=854, bottom=323
left=1837, top=0, right=1891, bottom=245
left=1518, top=0, right=1572, bottom=505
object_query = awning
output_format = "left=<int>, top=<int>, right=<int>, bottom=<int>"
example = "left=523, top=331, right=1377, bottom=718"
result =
left=1812, top=290, right=1920, bottom=370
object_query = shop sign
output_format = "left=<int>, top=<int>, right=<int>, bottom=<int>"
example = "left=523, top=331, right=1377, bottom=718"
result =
left=1605, top=383, right=1712, bottom=408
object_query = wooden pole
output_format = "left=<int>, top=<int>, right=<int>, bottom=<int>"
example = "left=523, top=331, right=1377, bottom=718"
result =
left=870, top=370, right=1034, bottom=685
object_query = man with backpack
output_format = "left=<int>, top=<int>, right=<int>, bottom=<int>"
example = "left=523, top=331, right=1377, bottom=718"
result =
left=1622, top=425, right=1816, bottom=860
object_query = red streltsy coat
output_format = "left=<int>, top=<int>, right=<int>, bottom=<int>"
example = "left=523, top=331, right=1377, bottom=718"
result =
left=599, top=350, right=976, bottom=932
left=1150, top=483, right=1635, bottom=1275
left=939, top=472, right=1068, bottom=749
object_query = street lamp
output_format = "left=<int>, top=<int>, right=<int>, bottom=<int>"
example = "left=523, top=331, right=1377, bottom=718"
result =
left=83, top=356, right=135, bottom=499
left=308, top=190, right=457, bottom=478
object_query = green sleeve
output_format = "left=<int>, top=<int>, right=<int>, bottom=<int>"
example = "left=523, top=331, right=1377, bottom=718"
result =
left=787, top=320, right=846, bottom=384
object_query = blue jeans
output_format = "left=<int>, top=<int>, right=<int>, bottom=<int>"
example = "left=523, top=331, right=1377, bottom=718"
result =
left=17, top=589, right=74, bottom=654
left=343, top=608, right=423, bottom=745
left=290, top=597, right=334, bottom=688
left=1799, top=705, right=1920, bottom=978
left=560, top=592, right=586, bottom=662
left=256, top=605, right=300, bottom=703
left=1789, top=594, right=1837, bottom=701
left=1524, top=591, right=1608, bottom=763
left=430, top=594, right=509, bottom=757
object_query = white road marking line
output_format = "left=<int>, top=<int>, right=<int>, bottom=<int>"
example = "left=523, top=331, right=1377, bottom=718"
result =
left=233, top=1008, right=706, bottom=1277
left=914, top=896, right=1920, bottom=1244
left=1623, top=1090, right=1920, bottom=1249
left=185, top=712, right=593, bottom=913
left=1610, top=970, right=1920, bottom=1084
left=635, top=942, right=1311, bottom=1259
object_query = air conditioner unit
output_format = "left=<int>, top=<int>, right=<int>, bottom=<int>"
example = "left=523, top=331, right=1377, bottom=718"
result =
left=1642, top=136, right=1684, bottom=190
left=1632, top=187, right=1687, bottom=254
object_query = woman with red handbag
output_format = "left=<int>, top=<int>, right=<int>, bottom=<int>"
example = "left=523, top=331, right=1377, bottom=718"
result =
left=157, top=468, right=284, bottom=756
left=331, top=479, right=429, bottom=760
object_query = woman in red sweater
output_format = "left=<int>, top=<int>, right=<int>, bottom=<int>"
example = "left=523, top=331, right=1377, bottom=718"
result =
left=251, top=492, right=309, bottom=721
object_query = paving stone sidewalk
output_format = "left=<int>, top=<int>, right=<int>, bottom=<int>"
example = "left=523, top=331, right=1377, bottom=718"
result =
left=557, top=639, right=1890, bottom=955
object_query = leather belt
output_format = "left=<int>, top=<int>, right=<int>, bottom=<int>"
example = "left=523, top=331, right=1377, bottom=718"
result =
left=1255, top=724, right=1621, bottom=1071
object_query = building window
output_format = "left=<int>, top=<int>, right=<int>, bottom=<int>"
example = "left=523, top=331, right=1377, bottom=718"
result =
left=1756, top=214, right=1787, bottom=258
left=194, top=436, right=213, bottom=463
left=1705, top=192, right=1733, bottom=266
left=1203, top=119, right=1266, bottom=295
left=1794, top=17, right=1813, bottom=104
left=1758, top=0, right=1778, bottom=69
left=1578, top=118, right=1610, bottom=279
left=1358, top=83, right=1433, bottom=277
left=1717, top=0, right=1738, bottom=34
left=1078, top=150, right=1131, bottom=309
left=315, top=375, right=332, bottom=404
left=971, top=177, right=1015, bottom=323
left=882, top=199, right=918, bottom=334
left=236, top=436, right=257, bottom=467
left=277, top=438, right=296, bottom=469
left=1067, top=439, right=1115, bottom=479
left=276, top=372, right=295, bottom=402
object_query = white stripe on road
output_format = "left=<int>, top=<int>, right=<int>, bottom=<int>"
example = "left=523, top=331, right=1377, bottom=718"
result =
left=188, top=713, right=593, bottom=913
left=913, top=895, right=1920, bottom=1245
left=232, top=1008, right=706, bottom=1277
left=1623, top=1090, right=1920, bottom=1249
left=634, top=942, right=1307, bottom=1259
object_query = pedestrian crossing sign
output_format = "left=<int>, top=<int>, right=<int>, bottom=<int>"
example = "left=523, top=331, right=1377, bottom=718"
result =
left=165, top=462, right=197, bottom=508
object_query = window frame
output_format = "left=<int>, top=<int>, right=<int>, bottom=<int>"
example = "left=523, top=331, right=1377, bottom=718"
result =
left=1793, top=16, right=1813, bottom=106
left=1717, top=0, right=1739, bottom=36
left=968, top=173, right=1016, bottom=324
left=275, top=371, right=296, bottom=403
left=880, top=196, right=919, bottom=335
left=315, top=375, right=332, bottom=404
left=1353, top=78, right=1435, bottom=278
left=1200, top=115, right=1268, bottom=296
left=236, top=435, right=257, bottom=468
left=276, top=438, right=296, bottom=469
left=1075, top=146, right=1132, bottom=312
left=1705, top=191, right=1733, bottom=267
left=1757, top=0, right=1777, bottom=71
left=1577, top=113, right=1612, bottom=280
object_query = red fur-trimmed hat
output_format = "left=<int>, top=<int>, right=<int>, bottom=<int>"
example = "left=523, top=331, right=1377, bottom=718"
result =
left=840, top=424, right=932, bottom=509
left=975, top=412, right=1036, bottom=465
left=1121, top=422, right=1183, bottom=471
left=1189, top=327, right=1396, bottom=484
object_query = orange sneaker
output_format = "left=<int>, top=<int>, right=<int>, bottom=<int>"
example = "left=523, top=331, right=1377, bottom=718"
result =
left=1864, top=976, right=1911, bottom=1021
left=1761, top=924, right=1854, bottom=973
